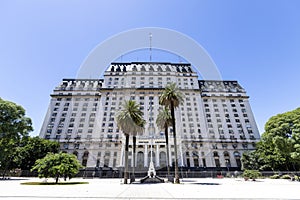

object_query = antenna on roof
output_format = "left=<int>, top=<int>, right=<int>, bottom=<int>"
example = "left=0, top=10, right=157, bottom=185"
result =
left=149, top=33, right=152, bottom=62
left=178, top=56, right=182, bottom=63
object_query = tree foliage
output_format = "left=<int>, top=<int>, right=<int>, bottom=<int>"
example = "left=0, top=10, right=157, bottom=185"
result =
left=31, top=152, right=83, bottom=184
left=241, top=151, right=262, bottom=170
left=0, top=98, right=33, bottom=176
left=14, top=137, right=60, bottom=170
left=242, top=107, right=300, bottom=171
left=116, top=100, right=145, bottom=136
left=156, top=107, right=172, bottom=131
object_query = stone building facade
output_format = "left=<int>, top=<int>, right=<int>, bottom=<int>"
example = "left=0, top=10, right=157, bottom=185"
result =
left=40, top=62, right=260, bottom=173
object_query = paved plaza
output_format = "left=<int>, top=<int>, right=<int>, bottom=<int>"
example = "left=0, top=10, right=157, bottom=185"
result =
left=0, top=177, right=299, bottom=199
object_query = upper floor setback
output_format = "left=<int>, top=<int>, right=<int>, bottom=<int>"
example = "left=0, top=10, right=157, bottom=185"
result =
left=199, top=80, right=246, bottom=93
left=54, top=79, right=104, bottom=92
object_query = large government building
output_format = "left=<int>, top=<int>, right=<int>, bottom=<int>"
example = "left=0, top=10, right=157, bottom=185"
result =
left=40, top=62, right=260, bottom=175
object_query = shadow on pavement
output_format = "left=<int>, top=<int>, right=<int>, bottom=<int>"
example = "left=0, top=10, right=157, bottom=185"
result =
left=191, top=182, right=220, bottom=185
left=0, top=177, right=29, bottom=181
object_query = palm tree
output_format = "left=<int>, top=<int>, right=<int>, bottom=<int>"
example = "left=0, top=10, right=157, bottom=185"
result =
left=159, top=82, right=184, bottom=184
left=116, top=100, right=145, bottom=184
left=156, top=107, right=172, bottom=178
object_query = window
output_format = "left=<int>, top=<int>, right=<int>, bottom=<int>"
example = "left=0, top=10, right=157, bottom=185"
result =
left=63, top=143, right=69, bottom=149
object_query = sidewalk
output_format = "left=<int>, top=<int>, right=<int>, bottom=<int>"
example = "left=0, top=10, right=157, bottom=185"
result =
left=0, top=177, right=299, bottom=199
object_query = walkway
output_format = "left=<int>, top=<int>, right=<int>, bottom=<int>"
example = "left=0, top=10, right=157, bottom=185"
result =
left=0, top=177, right=299, bottom=199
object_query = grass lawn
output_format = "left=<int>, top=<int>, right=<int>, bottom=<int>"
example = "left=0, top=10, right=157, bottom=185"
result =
left=21, top=181, right=89, bottom=185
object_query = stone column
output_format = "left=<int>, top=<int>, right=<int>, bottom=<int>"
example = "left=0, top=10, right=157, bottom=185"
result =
left=156, top=144, right=160, bottom=167
left=144, top=144, right=148, bottom=167
left=120, top=142, right=125, bottom=166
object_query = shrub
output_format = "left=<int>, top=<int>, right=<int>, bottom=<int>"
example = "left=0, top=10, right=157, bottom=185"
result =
left=281, top=174, right=292, bottom=179
left=243, top=170, right=261, bottom=180
left=269, top=174, right=280, bottom=179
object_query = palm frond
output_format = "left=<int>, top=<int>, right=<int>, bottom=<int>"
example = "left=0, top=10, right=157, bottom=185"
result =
left=159, top=82, right=184, bottom=108
left=116, top=100, right=145, bottom=136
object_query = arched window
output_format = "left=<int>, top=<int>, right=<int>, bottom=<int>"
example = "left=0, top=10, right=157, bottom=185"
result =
left=223, top=151, right=230, bottom=157
left=159, top=151, right=167, bottom=167
left=233, top=151, right=241, bottom=158
left=82, top=151, right=89, bottom=167
left=213, top=151, right=219, bottom=157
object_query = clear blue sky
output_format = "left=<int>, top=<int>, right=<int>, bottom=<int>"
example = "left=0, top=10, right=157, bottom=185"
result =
left=0, top=0, right=299, bottom=136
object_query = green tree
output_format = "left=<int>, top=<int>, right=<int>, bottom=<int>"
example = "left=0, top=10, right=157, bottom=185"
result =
left=14, top=137, right=60, bottom=170
left=156, top=107, right=172, bottom=177
left=159, top=83, right=184, bottom=184
left=291, top=130, right=300, bottom=166
left=0, top=98, right=33, bottom=178
left=242, top=108, right=300, bottom=171
left=31, top=152, right=83, bottom=184
left=116, top=100, right=145, bottom=184
left=241, top=151, right=262, bottom=170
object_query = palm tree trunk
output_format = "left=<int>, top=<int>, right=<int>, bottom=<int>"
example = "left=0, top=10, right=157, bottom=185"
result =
left=131, top=135, right=136, bottom=183
left=171, top=101, right=180, bottom=184
left=124, top=134, right=129, bottom=184
left=164, top=125, right=170, bottom=177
